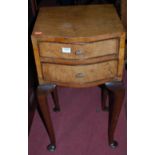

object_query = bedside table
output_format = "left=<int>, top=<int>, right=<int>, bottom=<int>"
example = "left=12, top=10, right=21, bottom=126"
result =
left=31, top=4, right=125, bottom=152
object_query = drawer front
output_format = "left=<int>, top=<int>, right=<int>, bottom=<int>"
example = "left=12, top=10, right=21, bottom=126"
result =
left=42, top=60, right=117, bottom=84
left=39, top=39, right=118, bottom=60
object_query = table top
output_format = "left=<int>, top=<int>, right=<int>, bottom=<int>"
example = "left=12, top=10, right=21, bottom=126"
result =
left=32, top=4, right=124, bottom=39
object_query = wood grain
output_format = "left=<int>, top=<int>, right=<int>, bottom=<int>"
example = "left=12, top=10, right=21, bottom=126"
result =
left=105, top=81, right=125, bottom=147
left=31, top=4, right=125, bottom=86
left=40, top=54, right=118, bottom=65
left=117, top=32, right=125, bottom=79
left=32, top=4, right=124, bottom=38
left=31, top=5, right=126, bottom=151
left=39, top=39, right=118, bottom=59
left=37, top=84, right=56, bottom=147
left=31, top=36, right=43, bottom=82
left=42, top=60, right=117, bottom=86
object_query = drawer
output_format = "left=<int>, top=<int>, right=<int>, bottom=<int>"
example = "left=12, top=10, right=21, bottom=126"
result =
left=39, top=39, right=118, bottom=60
left=42, top=60, right=117, bottom=84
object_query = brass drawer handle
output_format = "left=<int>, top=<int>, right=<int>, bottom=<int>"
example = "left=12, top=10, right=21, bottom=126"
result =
left=75, top=73, right=85, bottom=78
left=75, top=50, right=83, bottom=55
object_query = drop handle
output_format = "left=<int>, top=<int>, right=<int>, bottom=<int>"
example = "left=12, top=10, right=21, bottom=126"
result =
left=75, top=73, right=85, bottom=78
left=75, top=50, right=83, bottom=55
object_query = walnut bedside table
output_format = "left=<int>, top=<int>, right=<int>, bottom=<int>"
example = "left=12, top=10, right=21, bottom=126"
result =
left=31, top=4, right=125, bottom=152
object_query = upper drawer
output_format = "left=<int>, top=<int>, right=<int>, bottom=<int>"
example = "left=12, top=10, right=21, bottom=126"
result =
left=39, top=39, right=118, bottom=60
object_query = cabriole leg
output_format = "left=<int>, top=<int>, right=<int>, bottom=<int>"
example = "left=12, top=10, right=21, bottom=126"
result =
left=51, top=86, right=60, bottom=112
left=105, top=82, right=125, bottom=149
left=37, top=84, right=56, bottom=151
left=100, top=84, right=109, bottom=111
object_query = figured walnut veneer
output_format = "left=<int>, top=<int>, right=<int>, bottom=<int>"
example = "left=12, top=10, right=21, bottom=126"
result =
left=31, top=4, right=125, bottom=87
left=31, top=4, right=126, bottom=151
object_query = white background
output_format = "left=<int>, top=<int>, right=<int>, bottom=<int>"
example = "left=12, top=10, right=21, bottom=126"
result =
left=0, top=0, right=155, bottom=154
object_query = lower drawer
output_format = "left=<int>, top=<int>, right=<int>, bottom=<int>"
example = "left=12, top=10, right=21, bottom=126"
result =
left=42, top=60, right=117, bottom=84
